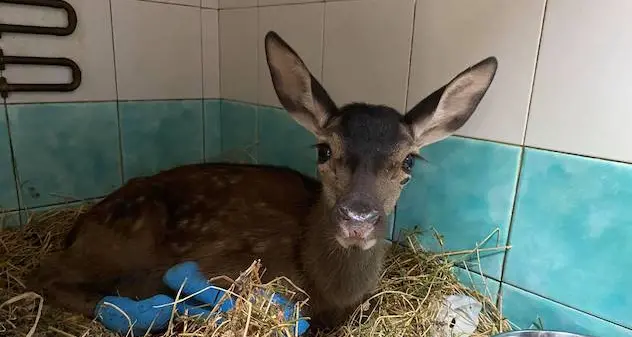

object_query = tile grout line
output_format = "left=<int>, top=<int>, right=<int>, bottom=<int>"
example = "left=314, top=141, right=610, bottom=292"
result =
left=200, top=6, right=207, bottom=162
left=108, top=0, right=125, bottom=185
left=216, top=6, right=224, bottom=160
left=2, top=195, right=106, bottom=216
left=497, top=0, right=549, bottom=305
left=392, top=0, right=417, bottom=240
left=504, top=281, right=632, bottom=331
left=219, top=98, right=632, bottom=164
left=403, top=0, right=417, bottom=112
left=8, top=98, right=632, bottom=167
left=253, top=2, right=260, bottom=162
left=519, top=0, right=548, bottom=147
left=320, top=0, right=327, bottom=84
left=2, top=98, right=26, bottom=223
left=137, top=0, right=201, bottom=8
left=318, top=0, right=326, bottom=178
left=217, top=6, right=223, bottom=101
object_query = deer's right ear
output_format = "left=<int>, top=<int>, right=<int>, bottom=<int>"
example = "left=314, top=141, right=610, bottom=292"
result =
left=265, top=31, right=337, bottom=135
left=403, top=57, right=498, bottom=148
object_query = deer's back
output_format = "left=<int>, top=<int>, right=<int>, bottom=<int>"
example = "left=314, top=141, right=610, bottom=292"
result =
left=61, top=163, right=321, bottom=297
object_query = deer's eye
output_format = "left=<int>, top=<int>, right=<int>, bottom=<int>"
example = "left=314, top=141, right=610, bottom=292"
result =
left=402, top=154, right=415, bottom=174
left=317, top=144, right=332, bottom=164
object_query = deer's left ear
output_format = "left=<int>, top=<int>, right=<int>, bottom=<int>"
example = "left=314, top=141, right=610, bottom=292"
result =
left=403, top=57, right=498, bottom=148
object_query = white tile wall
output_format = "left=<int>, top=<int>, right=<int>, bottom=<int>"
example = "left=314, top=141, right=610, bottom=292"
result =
left=4, top=0, right=631, bottom=166
left=0, top=0, right=116, bottom=103
left=219, top=8, right=258, bottom=102
left=112, top=0, right=203, bottom=100
left=408, top=0, right=545, bottom=145
left=202, top=9, right=221, bottom=98
left=322, top=0, right=415, bottom=112
left=525, top=0, right=632, bottom=163
left=202, top=0, right=218, bottom=8
left=219, top=0, right=257, bottom=8
left=257, top=3, right=325, bottom=107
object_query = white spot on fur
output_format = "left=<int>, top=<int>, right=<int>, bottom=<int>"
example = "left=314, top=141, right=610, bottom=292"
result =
left=335, top=235, right=351, bottom=248
left=361, top=238, right=377, bottom=250
left=335, top=236, right=377, bottom=250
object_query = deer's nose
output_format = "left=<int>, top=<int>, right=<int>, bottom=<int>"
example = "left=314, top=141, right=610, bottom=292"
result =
left=338, top=204, right=380, bottom=225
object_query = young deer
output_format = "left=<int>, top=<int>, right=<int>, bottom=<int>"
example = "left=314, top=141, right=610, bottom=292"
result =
left=28, top=31, right=498, bottom=332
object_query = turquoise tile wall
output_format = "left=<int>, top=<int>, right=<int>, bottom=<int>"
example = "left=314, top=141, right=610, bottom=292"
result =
left=395, top=136, right=521, bottom=279
left=393, top=138, right=632, bottom=334
left=1, top=99, right=631, bottom=335
left=504, top=149, right=632, bottom=329
left=257, top=105, right=317, bottom=177
left=0, top=106, right=18, bottom=211
left=502, top=284, right=632, bottom=337
left=0, top=211, right=21, bottom=229
left=119, top=100, right=204, bottom=180
left=219, top=100, right=258, bottom=164
left=453, top=267, right=500, bottom=303
left=7, top=102, right=120, bottom=208
left=204, top=100, right=222, bottom=161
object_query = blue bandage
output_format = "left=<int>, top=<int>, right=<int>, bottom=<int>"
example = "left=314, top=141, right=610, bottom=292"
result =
left=95, top=261, right=309, bottom=336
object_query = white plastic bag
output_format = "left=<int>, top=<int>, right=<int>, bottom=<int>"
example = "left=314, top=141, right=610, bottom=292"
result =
left=434, top=294, right=483, bottom=337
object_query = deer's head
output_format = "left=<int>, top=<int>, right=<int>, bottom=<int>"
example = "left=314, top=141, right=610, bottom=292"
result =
left=265, top=32, right=497, bottom=251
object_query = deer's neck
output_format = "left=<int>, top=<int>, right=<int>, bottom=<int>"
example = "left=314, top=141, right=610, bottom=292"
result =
left=300, top=199, right=387, bottom=308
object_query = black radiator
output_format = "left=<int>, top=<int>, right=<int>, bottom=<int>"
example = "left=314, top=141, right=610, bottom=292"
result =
left=0, top=0, right=82, bottom=98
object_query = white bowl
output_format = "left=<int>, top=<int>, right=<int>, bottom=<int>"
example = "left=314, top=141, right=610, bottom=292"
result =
left=492, top=331, right=596, bottom=337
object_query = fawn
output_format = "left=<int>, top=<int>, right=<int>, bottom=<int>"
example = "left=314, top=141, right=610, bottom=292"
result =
left=27, top=31, right=498, bottom=332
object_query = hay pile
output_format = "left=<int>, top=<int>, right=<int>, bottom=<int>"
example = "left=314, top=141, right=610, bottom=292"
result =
left=0, top=206, right=511, bottom=337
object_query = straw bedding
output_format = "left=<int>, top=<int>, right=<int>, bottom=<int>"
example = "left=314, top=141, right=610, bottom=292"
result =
left=0, top=205, right=511, bottom=337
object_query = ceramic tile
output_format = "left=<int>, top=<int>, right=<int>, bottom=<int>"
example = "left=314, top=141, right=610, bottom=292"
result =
left=258, top=3, right=324, bottom=107
left=0, top=110, right=18, bottom=211
left=202, top=0, right=219, bottom=8
left=204, top=99, right=222, bottom=161
left=259, top=0, right=321, bottom=6
left=408, top=0, right=544, bottom=145
left=145, top=0, right=200, bottom=6
left=202, top=9, right=221, bottom=98
left=502, top=284, right=632, bottom=336
left=120, top=100, right=204, bottom=180
left=0, top=0, right=116, bottom=103
left=505, top=148, right=632, bottom=329
left=525, top=0, right=632, bottom=162
left=386, top=213, right=396, bottom=241
left=219, top=8, right=258, bottom=102
left=219, top=101, right=257, bottom=164
left=323, top=0, right=414, bottom=112
left=453, top=267, right=500, bottom=303
left=218, top=0, right=257, bottom=8
left=257, top=106, right=317, bottom=177
left=8, top=103, right=120, bottom=208
left=112, top=0, right=202, bottom=100
left=394, top=137, right=521, bottom=279
left=0, top=211, right=21, bottom=229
